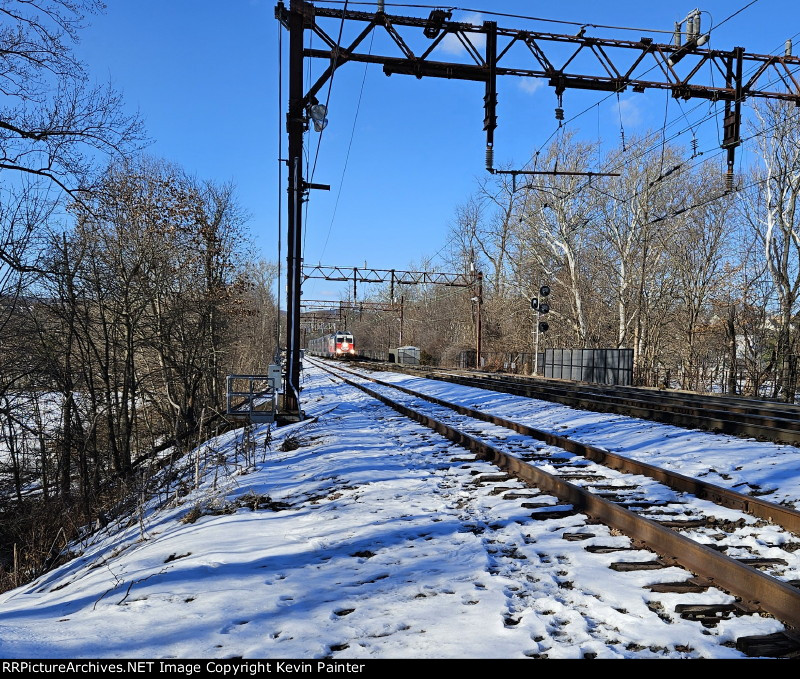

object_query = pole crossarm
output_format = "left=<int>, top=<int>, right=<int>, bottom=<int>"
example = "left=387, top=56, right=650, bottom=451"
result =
left=277, top=3, right=800, bottom=105
left=302, top=264, right=476, bottom=287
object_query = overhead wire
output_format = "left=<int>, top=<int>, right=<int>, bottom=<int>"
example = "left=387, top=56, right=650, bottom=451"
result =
left=315, top=1, right=677, bottom=35
left=474, top=9, right=799, bottom=228
left=302, top=1, right=350, bottom=299
left=524, top=60, right=800, bottom=217
left=590, top=59, right=800, bottom=210
left=586, top=100, right=800, bottom=229
left=525, top=0, right=767, bottom=183
left=313, top=0, right=773, bottom=196
left=315, top=28, right=376, bottom=265
left=308, top=1, right=350, bottom=185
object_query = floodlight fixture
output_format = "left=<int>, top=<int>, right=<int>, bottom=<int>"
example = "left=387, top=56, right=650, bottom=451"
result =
left=308, top=103, right=328, bottom=132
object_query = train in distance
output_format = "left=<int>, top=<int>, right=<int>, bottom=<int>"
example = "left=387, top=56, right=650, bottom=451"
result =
left=307, top=331, right=356, bottom=359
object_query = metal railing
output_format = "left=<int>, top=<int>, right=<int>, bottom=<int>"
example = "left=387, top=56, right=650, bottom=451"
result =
left=226, top=369, right=281, bottom=423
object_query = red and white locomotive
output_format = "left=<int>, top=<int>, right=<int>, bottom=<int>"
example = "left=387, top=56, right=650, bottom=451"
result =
left=307, top=331, right=356, bottom=359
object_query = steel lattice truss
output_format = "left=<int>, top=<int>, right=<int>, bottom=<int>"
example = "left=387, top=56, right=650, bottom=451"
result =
left=287, top=4, right=800, bottom=105
left=301, top=299, right=399, bottom=312
left=299, top=311, right=340, bottom=331
left=302, top=265, right=475, bottom=287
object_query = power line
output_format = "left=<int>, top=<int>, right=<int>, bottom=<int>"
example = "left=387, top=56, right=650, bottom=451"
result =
left=522, top=58, right=800, bottom=216
left=316, top=30, right=376, bottom=265
left=525, top=0, right=770, bottom=178
left=302, top=2, right=349, bottom=299
left=713, top=0, right=760, bottom=32
left=309, top=0, right=349, bottom=185
left=315, top=1, right=677, bottom=34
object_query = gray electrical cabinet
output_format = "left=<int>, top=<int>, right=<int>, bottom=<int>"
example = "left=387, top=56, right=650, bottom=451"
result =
left=395, top=346, right=420, bottom=366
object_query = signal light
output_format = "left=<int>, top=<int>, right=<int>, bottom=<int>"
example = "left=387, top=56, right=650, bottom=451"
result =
left=539, top=321, right=549, bottom=332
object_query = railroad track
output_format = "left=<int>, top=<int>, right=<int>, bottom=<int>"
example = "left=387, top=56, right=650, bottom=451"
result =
left=353, top=361, right=800, bottom=446
left=307, top=357, right=800, bottom=657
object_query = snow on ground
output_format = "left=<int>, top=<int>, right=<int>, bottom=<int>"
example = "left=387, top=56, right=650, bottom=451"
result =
left=0, top=363, right=792, bottom=659
left=370, top=368, right=800, bottom=507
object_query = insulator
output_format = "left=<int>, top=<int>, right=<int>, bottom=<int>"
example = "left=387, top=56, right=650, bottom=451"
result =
left=786, top=39, right=793, bottom=57
left=694, top=12, right=701, bottom=38
left=485, top=145, right=494, bottom=170
left=687, top=16, right=695, bottom=40
left=691, top=137, right=699, bottom=157
left=725, top=169, right=734, bottom=192
left=673, top=21, right=681, bottom=47
left=555, top=107, right=564, bottom=121
left=378, top=1, right=385, bottom=11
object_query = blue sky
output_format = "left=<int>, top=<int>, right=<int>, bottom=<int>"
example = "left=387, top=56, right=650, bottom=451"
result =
left=74, top=1, right=800, bottom=302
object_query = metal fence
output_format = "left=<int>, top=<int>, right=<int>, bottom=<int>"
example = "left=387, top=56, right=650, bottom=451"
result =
left=459, top=351, right=541, bottom=374
left=641, top=355, right=799, bottom=402
left=455, top=348, right=632, bottom=386
left=543, top=348, right=634, bottom=386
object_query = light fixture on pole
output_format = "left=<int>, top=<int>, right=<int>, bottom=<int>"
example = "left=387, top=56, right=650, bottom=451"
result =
left=308, top=103, right=328, bottom=132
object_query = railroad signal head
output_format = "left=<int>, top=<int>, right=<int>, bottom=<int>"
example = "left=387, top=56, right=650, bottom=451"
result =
left=539, top=302, right=550, bottom=314
left=539, top=321, right=549, bottom=332
left=530, top=298, right=539, bottom=310
left=540, top=285, right=551, bottom=297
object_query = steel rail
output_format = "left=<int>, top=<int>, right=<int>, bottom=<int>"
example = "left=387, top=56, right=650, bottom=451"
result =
left=462, top=377, right=800, bottom=440
left=309, top=358, right=800, bottom=631
left=473, top=372, right=800, bottom=418
left=393, top=367, right=800, bottom=446
left=317, top=359, right=800, bottom=534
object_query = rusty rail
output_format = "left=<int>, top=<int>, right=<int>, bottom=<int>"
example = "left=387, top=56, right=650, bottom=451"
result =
left=309, top=358, right=800, bottom=630
left=322, top=359, right=800, bottom=534
left=425, top=371, right=800, bottom=446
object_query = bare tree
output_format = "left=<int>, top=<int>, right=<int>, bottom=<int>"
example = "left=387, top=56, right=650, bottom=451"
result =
left=0, top=0, right=143, bottom=200
left=516, top=132, right=601, bottom=345
left=742, top=100, right=800, bottom=401
left=594, top=137, right=686, bottom=352
left=665, top=165, right=734, bottom=390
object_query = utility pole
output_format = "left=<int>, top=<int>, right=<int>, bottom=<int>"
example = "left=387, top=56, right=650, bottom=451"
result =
left=399, top=295, right=404, bottom=346
left=283, top=0, right=305, bottom=417
left=475, top=271, right=483, bottom=369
